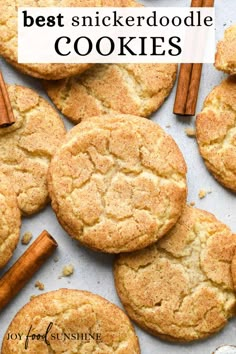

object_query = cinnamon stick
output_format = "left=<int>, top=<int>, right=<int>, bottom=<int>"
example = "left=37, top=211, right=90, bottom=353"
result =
left=191, top=0, right=203, bottom=6
left=0, top=230, right=57, bottom=311
left=0, top=71, right=15, bottom=127
left=185, top=63, right=203, bottom=115
left=173, top=64, right=193, bottom=115
left=203, top=0, right=215, bottom=6
left=173, top=0, right=214, bottom=116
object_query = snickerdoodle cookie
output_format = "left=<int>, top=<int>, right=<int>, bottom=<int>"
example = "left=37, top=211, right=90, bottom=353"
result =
left=0, top=172, right=21, bottom=268
left=215, top=25, right=236, bottom=74
left=0, top=85, right=66, bottom=215
left=114, top=206, right=236, bottom=342
left=1, top=289, right=140, bottom=354
left=196, top=76, right=236, bottom=192
left=48, top=114, right=187, bottom=253
left=0, top=0, right=141, bottom=80
left=44, top=64, right=177, bottom=123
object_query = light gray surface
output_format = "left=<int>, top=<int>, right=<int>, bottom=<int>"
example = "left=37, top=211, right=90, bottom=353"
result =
left=0, top=1, right=235, bottom=353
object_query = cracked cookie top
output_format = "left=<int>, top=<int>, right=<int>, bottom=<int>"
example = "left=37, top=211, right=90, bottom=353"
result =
left=196, top=76, right=236, bottom=192
left=44, top=63, right=177, bottom=123
left=48, top=114, right=187, bottom=253
left=0, top=172, right=21, bottom=268
left=0, top=85, right=66, bottom=215
left=215, top=25, right=236, bottom=74
left=114, top=206, right=236, bottom=342
left=0, top=0, right=140, bottom=80
left=1, top=289, right=140, bottom=354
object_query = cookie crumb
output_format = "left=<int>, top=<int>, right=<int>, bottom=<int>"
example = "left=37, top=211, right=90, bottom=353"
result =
left=166, top=124, right=171, bottom=128
left=62, top=264, right=74, bottom=277
left=198, top=189, right=207, bottom=199
left=185, top=128, right=196, bottom=137
left=30, top=295, right=36, bottom=301
left=21, top=232, right=33, bottom=245
left=35, top=281, right=45, bottom=291
left=53, top=256, right=59, bottom=263
left=189, top=201, right=195, bottom=206
left=198, top=189, right=212, bottom=199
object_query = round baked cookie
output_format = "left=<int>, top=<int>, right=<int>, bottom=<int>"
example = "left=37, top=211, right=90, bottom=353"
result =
left=0, top=172, right=21, bottom=268
left=114, top=206, right=236, bottom=342
left=0, top=84, right=66, bottom=215
left=48, top=114, right=187, bottom=253
left=215, top=25, right=236, bottom=74
left=1, top=289, right=140, bottom=354
left=196, top=76, right=236, bottom=192
left=44, top=63, right=177, bottom=124
left=0, top=0, right=141, bottom=80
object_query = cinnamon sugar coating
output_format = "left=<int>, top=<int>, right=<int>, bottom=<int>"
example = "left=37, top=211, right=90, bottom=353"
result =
left=48, top=114, right=187, bottom=253
left=114, top=206, right=236, bottom=342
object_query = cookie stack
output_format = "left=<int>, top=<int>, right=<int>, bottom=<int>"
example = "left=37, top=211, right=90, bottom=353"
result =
left=0, top=1, right=235, bottom=353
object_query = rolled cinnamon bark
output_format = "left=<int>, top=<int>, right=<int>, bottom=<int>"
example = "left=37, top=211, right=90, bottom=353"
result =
left=0, top=71, right=15, bottom=127
left=0, top=230, right=57, bottom=311
left=173, top=0, right=215, bottom=116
